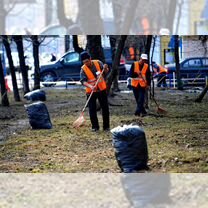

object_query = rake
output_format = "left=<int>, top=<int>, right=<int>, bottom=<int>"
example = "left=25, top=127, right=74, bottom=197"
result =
left=73, top=68, right=105, bottom=128
left=149, top=90, right=167, bottom=114
left=140, top=72, right=167, bottom=114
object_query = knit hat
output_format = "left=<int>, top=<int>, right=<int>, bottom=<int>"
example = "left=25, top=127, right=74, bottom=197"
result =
left=80, top=51, right=91, bottom=61
left=141, top=54, right=148, bottom=60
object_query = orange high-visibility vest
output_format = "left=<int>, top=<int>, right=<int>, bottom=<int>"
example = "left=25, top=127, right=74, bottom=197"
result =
left=158, top=65, right=167, bottom=74
left=82, top=60, right=107, bottom=94
left=129, top=47, right=135, bottom=60
left=141, top=17, right=150, bottom=35
left=131, top=62, right=148, bottom=88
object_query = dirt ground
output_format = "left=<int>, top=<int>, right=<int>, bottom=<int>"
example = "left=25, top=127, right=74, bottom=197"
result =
left=0, top=84, right=208, bottom=173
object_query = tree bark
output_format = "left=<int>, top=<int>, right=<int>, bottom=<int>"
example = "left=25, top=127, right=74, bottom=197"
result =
left=45, top=0, right=53, bottom=26
left=144, top=35, right=152, bottom=107
left=0, top=0, right=6, bottom=35
left=86, top=35, right=105, bottom=63
left=119, top=0, right=139, bottom=34
left=72, top=35, right=84, bottom=53
left=32, top=36, right=41, bottom=90
left=77, top=0, right=104, bottom=34
left=65, top=35, right=70, bottom=52
left=109, top=35, right=119, bottom=91
left=174, top=35, right=183, bottom=90
left=2, top=35, right=20, bottom=101
left=166, top=1, right=177, bottom=33
left=56, top=0, right=73, bottom=28
left=107, top=35, right=127, bottom=93
left=151, top=36, right=156, bottom=98
left=13, top=36, right=30, bottom=94
left=0, top=55, right=9, bottom=106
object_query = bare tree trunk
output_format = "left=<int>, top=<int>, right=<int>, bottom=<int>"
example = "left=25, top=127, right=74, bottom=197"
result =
left=109, top=36, right=119, bottom=91
left=174, top=35, right=183, bottom=90
left=86, top=35, right=105, bottom=63
left=0, top=55, right=9, bottom=106
left=175, top=0, right=184, bottom=34
left=120, top=0, right=140, bottom=34
left=112, top=0, right=127, bottom=34
left=145, top=35, right=152, bottom=55
left=72, top=35, right=84, bottom=53
left=166, top=0, right=177, bottom=33
left=0, top=0, right=6, bottom=34
left=32, top=36, right=41, bottom=90
left=195, top=36, right=208, bottom=102
left=107, top=35, right=127, bottom=93
left=77, top=0, right=104, bottom=34
left=151, top=36, right=156, bottom=98
left=109, top=36, right=118, bottom=60
left=13, top=36, right=30, bottom=94
left=56, top=0, right=73, bottom=28
left=145, top=35, right=152, bottom=108
left=195, top=85, right=208, bottom=103
left=2, top=35, right=20, bottom=101
left=65, top=35, right=70, bottom=52
left=45, top=0, right=53, bottom=25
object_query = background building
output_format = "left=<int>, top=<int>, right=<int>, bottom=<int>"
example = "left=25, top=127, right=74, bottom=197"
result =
left=189, top=0, right=207, bottom=34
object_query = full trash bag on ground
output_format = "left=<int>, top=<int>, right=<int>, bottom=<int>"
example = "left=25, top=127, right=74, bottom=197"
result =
left=121, top=174, right=171, bottom=207
left=111, top=124, right=148, bottom=173
left=24, top=89, right=46, bottom=102
left=25, top=101, right=52, bottom=129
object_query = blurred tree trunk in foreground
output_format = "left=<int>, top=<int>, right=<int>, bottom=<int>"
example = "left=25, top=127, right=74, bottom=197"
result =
left=107, top=35, right=127, bottom=93
left=32, top=35, right=41, bottom=90
left=72, top=35, right=84, bottom=53
left=0, top=55, right=9, bottom=106
left=174, top=35, right=183, bottom=90
left=2, top=35, right=20, bottom=101
left=13, top=36, right=30, bottom=94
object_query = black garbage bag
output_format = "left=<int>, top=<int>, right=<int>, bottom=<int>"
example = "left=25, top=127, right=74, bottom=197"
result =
left=121, top=173, right=171, bottom=207
left=111, top=124, right=148, bottom=173
left=24, top=89, right=46, bottom=101
left=25, top=101, right=52, bottom=129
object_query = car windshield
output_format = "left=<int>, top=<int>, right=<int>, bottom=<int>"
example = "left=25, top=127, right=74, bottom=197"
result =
left=63, top=52, right=79, bottom=64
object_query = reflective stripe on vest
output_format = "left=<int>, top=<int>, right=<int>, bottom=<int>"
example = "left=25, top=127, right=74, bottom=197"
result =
left=159, top=65, right=167, bottom=74
left=82, top=60, right=107, bottom=94
left=131, top=62, right=148, bottom=88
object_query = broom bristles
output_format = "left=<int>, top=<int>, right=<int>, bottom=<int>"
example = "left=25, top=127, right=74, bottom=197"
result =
left=73, top=113, right=86, bottom=128
left=157, top=107, right=167, bottom=114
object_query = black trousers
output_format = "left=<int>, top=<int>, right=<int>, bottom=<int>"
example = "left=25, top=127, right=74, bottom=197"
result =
left=133, top=87, right=146, bottom=115
left=87, top=90, right=110, bottom=130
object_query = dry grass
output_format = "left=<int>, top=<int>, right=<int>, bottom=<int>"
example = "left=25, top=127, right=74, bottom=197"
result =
left=0, top=85, right=208, bottom=173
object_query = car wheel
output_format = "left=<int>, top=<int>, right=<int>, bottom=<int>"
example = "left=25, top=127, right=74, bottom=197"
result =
left=41, top=72, right=57, bottom=82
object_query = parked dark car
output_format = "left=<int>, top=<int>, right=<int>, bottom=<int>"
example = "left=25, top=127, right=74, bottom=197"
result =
left=165, top=57, right=208, bottom=86
left=40, top=48, right=127, bottom=82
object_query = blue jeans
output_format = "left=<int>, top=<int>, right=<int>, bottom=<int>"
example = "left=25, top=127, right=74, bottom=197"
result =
left=133, top=87, right=147, bottom=115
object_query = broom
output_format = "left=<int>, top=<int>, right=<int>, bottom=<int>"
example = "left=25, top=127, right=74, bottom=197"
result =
left=73, top=68, right=105, bottom=128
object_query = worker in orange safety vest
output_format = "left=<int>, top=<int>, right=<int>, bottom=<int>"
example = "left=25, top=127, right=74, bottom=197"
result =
left=129, top=47, right=135, bottom=60
left=128, top=54, right=151, bottom=117
left=152, top=62, right=167, bottom=87
left=80, top=51, right=110, bottom=132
